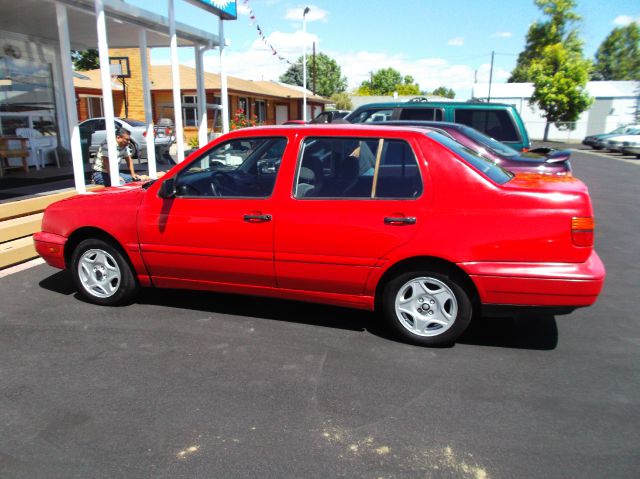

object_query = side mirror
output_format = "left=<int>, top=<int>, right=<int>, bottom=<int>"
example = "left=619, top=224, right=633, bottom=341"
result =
left=158, top=178, right=176, bottom=199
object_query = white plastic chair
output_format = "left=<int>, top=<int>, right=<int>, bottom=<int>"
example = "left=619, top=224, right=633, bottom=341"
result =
left=15, top=128, right=60, bottom=169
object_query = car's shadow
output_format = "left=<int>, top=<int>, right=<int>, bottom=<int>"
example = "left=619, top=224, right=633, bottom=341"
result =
left=39, top=271, right=557, bottom=351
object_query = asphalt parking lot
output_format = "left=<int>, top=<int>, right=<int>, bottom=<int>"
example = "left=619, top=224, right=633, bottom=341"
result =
left=1, top=146, right=639, bottom=479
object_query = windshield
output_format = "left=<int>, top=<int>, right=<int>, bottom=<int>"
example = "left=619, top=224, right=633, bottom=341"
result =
left=428, top=131, right=513, bottom=184
left=459, top=125, right=520, bottom=157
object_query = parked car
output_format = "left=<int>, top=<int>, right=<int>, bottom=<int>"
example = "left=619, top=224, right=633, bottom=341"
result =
left=79, top=117, right=173, bottom=159
left=310, top=110, right=350, bottom=124
left=345, top=98, right=531, bottom=151
left=381, top=120, right=571, bottom=175
left=620, top=138, right=640, bottom=158
left=583, top=124, right=640, bottom=149
left=603, top=130, right=640, bottom=152
left=283, top=110, right=351, bottom=125
left=34, top=125, right=605, bottom=347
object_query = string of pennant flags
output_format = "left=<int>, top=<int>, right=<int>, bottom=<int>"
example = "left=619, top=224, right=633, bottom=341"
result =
left=242, top=0, right=298, bottom=66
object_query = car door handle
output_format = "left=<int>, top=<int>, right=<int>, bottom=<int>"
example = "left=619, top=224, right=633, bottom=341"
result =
left=384, top=216, right=417, bottom=225
left=243, top=214, right=272, bottom=223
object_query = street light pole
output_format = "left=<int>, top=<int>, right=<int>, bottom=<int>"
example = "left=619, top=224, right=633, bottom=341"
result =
left=487, top=50, right=495, bottom=102
left=302, top=6, right=310, bottom=121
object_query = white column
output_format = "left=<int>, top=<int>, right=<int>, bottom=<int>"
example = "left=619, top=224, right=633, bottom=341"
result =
left=55, top=2, right=85, bottom=193
left=168, top=0, right=185, bottom=163
left=302, top=14, right=307, bottom=122
left=195, top=45, right=208, bottom=148
left=139, top=30, right=157, bottom=179
left=95, top=0, right=119, bottom=186
left=219, top=19, right=229, bottom=134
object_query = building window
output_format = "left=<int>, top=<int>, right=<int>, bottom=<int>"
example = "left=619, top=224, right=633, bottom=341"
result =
left=238, top=97, right=248, bottom=115
left=182, top=94, right=197, bottom=127
left=85, top=96, right=104, bottom=118
left=0, top=55, right=57, bottom=135
left=255, top=100, right=266, bottom=123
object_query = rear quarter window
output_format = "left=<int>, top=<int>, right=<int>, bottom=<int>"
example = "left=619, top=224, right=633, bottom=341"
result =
left=399, top=108, right=444, bottom=121
left=427, top=132, right=513, bottom=184
left=453, top=108, right=519, bottom=142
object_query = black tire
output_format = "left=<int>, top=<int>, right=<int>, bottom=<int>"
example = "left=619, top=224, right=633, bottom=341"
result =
left=129, top=141, right=139, bottom=159
left=382, top=270, right=472, bottom=347
left=71, top=238, right=138, bottom=306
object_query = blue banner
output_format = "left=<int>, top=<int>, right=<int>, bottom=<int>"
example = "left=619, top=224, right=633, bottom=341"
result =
left=185, top=0, right=237, bottom=20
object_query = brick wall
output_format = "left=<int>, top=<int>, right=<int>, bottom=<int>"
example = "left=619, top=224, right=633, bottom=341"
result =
left=108, top=48, right=149, bottom=120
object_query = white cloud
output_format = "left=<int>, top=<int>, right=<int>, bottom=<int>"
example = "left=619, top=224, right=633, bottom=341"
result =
left=150, top=40, right=510, bottom=100
left=613, top=15, right=639, bottom=25
left=237, top=4, right=250, bottom=16
left=285, top=6, right=328, bottom=22
left=491, top=32, right=512, bottom=38
left=448, top=37, right=464, bottom=46
left=190, top=30, right=320, bottom=83
left=329, top=50, right=509, bottom=98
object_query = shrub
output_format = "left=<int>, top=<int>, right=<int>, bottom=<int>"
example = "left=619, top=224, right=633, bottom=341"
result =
left=230, top=109, right=258, bottom=130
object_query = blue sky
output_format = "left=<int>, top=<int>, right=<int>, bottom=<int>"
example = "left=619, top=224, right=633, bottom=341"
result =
left=126, top=0, right=640, bottom=99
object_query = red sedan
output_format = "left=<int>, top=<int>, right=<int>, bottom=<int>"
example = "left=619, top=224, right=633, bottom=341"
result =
left=34, top=125, right=605, bottom=346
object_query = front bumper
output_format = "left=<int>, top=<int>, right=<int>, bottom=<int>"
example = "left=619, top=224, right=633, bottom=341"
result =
left=459, top=251, right=605, bottom=307
left=621, top=146, right=640, bottom=155
left=33, top=231, right=67, bottom=269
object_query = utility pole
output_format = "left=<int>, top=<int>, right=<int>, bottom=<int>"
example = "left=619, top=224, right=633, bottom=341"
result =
left=487, top=50, right=494, bottom=102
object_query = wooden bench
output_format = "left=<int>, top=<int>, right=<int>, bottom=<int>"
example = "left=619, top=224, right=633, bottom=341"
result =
left=0, top=136, right=29, bottom=176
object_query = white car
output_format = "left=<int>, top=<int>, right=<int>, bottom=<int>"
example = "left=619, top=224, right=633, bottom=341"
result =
left=603, top=130, right=640, bottom=152
left=79, top=117, right=173, bottom=159
left=620, top=137, right=640, bottom=158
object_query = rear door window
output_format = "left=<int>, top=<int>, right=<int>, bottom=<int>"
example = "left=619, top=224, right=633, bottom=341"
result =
left=399, top=108, right=444, bottom=121
left=453, top=109, right=519, bottom=142
left=294, top=137, right=422, bottom=199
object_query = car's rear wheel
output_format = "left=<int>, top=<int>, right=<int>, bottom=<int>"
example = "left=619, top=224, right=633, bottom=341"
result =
left=382, top=270, right=472, bottom=347
left=71, top=238, right=138, bottom=305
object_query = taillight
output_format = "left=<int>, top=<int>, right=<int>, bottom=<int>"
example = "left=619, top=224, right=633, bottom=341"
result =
left=165, top=128, right=171, bottom=135
left=571, top=217, right=594, bottom=247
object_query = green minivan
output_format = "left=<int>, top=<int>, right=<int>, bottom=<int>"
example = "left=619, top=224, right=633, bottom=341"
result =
left=345, top=98, right=531, bottom=151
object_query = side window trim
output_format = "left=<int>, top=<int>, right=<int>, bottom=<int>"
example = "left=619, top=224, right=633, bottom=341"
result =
left=294, top=136, right=424, bottom=200
left=174, top=136, right=288, bottom=199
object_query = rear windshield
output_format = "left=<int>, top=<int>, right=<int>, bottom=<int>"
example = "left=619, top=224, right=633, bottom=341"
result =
left=347, top=108, right=394, bottom=123
left=458, top=125, right=520, bottom=157
left=453, top=109, right=519, bottom=142
left=427, top=132, right=513, bottom=184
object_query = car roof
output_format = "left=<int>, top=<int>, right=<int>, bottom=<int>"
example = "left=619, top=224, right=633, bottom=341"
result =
left=223, top=124, right=438, bottom=136
left=351, top=100, right=516, bottom=109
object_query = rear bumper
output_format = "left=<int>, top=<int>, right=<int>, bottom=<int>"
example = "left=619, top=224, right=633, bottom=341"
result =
left=459, top=251, right=605, bottom=307
left=33, top=231, right=67, bottom=269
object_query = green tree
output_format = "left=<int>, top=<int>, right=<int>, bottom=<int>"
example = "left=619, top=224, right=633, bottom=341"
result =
left=431, top=86, right=456, bottom=99
left=279, top=52, right=347, bottom=98
left=356, top=68, right=421, bottom=95
left=593, top=23, right=640, bottom=80
left=71, top=49, right=99, bottom=71
left=509, top=0, right=581, bottom=82
left=529, top=42, right=593, bottom=140
left=329, top=92, right=353, bottom=110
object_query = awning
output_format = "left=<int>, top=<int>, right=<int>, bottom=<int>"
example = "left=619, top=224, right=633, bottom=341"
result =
left=0, top=0, right=220, bottom=49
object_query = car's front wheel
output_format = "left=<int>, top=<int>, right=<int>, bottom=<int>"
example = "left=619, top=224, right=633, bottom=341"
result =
left=382, top=270, right=472, bottom=347
left=71, top=238, right=138, bottom=305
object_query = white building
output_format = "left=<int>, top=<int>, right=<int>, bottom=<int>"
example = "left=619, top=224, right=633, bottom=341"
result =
left=472, top=81, right=639, bottom=141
